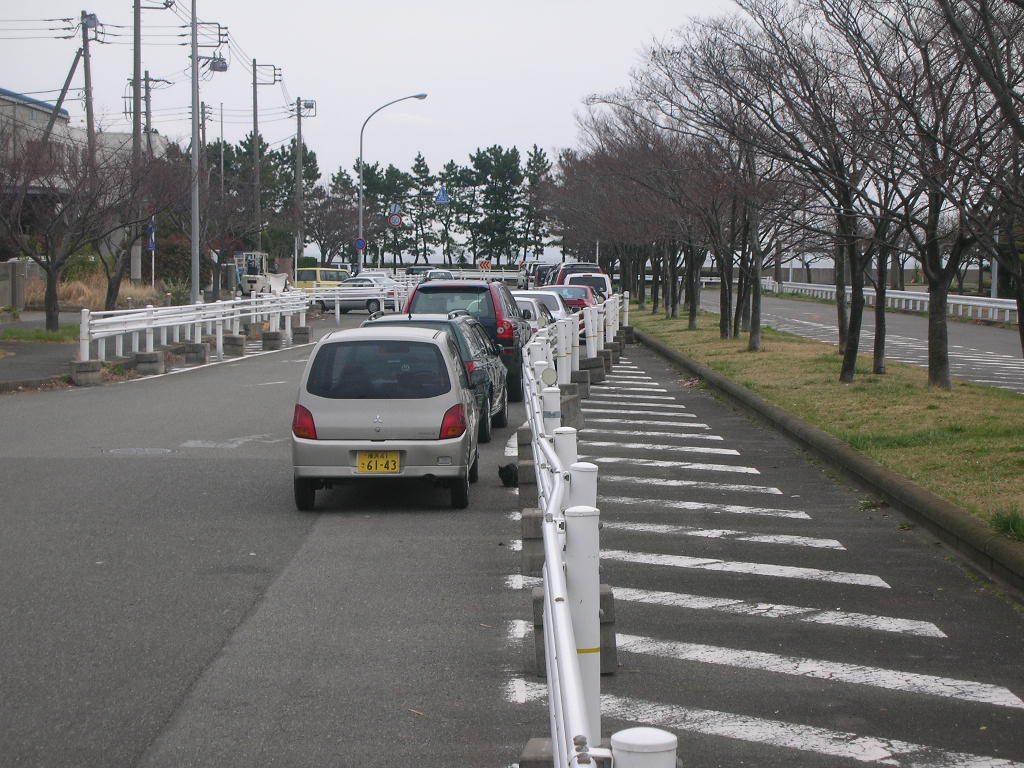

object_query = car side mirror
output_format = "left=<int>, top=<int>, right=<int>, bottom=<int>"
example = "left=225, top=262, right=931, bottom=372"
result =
left=521, top=309, right=532, bottom=320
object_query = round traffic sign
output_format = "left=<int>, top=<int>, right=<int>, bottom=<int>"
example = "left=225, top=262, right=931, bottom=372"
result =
left=388, top=213, right=403, bottom=227
left=354, top=238, right=366, bottom=250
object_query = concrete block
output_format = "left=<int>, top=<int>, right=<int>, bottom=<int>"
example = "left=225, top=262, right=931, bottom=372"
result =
left=262, top=331, right=283, bottom=351
left=598, top=349, right=614, bottom=372
left=570, top=369, right=590, bottom=398
left=243, top=321, right=263, bottom=340
left=518, top=459, right=538, bottom=507
left=184, top=342, right=209, bottom=365
left=580, top=356, right=606, bottom=383
left=70, top=359, right=103, bottom=387
left=605, top=341, right=621, bottom=364
left=521, top=507, right=543, bottom=541
left=532, top=583, right=618, bottom=676
left=616, top=325, right=635, bottom=344
left=600, top=583, right=615, bottom=624
left=519, top=738, right=552, bottom=768
left=133, top=350, right=165, bottom=376
left=517, top=424, right=532, bottom=447
left=600, top=621, right=618, bottom=675
left=293, top=326, right=311, bottom=344
left=560, top=393, right=583, bottom=430
left=223, top=334, right=246, bottom=357
left=522, top=539, right=545, bottom=578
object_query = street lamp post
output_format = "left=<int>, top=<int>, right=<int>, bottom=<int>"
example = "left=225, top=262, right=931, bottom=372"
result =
left=357, top=93, right=427, bottom=271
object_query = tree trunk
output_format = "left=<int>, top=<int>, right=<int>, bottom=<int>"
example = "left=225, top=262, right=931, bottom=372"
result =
left=1014, top=276, right=1024, bottom=357
left=926, top=281, right=953, bottom=389
left=834, top=235, right=850, bottom=355
left=44, top=265, right=61, bottom=332
left=104, top=255, right=132, bottom=310
left=873, top=248, right=887, bottom=375
left=748, top=247, right=763, bottom=353
left=651, top=255, right=661, bottom=314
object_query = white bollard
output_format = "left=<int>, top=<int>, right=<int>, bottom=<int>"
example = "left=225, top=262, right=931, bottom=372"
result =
left=79, top=308, right=91, bottom=361
left=610, top=728, right=678, bottom=768
left=595, top=306, right=605, bottom=352
left=284, top=312, right=293, bottom=345
left=605, top=297, right=616, bottom=344
left=97, top=337, right=106, bottom=362
left=541, top=385, right=561, bottom=436
left=585, top=308, right=598, bottom=359
left=571, top=316, right=581, bottom=372
left=115, top=334, right=124, bottom=359
left=145, top=306, right=155, bottom=353
left=553, top=426, right=578, bottom=469
left=564, top=503, right=602, bottom=745
left=215, top=317, right=224, bottom=359
left=567, top=461, right=598, bottom=510
left=623, top=291, right=630, bottom=327
left=556, top=319, right=571, bottom=386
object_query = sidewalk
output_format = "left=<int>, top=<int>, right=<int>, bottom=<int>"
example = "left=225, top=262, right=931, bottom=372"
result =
left=0, top=312, right=81, bottom=391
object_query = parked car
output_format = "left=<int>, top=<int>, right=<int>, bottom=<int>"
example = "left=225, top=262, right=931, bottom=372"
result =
left=545, top=262, right=602, bottom=286
left=294, top=266, right=350, bottom=290
left=292, top=326, right=479, bottom=510
left=324, top=275, right=402, bottom=313
left=534, top=264, right=555, bottom=287
left=512, top=289, right=572, bottom=322
left=403, top=280, right=531, bottom=401
left=517, top=260, right=543, bottom=289
left=362, top=312, right=508, bottom=443
left=565, top=272, right=613, bottom=300
left=423, top=269, right=454, bottom=282
left=547, top=284, right=598, bottom=312
left=405, top=265, right=434, bottom=277
left=514, top=295, right=556, bottom=333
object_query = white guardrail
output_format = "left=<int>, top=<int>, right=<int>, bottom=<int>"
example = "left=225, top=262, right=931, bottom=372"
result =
left=522, top=292, right=678, bottom=767
left=763, top=280, right=1019, bottom=325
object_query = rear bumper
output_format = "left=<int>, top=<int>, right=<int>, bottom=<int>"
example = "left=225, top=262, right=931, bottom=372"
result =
left=292, top=435, right=471, bottom=479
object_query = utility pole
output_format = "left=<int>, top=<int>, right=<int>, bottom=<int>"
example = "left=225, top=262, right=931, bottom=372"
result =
left=144, top=70, right=152, bottom=156
left=80, top=10, right=97, bottom=165
left=132, top=0, right=141, bottom=161
left=189, top=0, right=200, bottom=303
left=251, top=60, right=281, bottom=252
left=290, top=99, right=315, bottom=268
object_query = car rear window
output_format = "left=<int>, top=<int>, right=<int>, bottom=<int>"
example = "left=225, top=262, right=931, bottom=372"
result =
left=570, top=276, right=608, bottom=294
left=554, top=286, right=588, bottom=300
left=296, top=269, right=316, bottom=282
left=410, top=288, right=495, bottom=318
left=366, top=320, right=471, bottom=360
left=307, top=340, right=451, bottom=399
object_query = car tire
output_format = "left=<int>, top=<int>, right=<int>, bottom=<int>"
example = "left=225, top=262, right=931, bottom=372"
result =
left=451, top=471, right=470, bottom=509
left=508, top=365, right=524, bottom=403
left=294, top=478, right=316, bottom=511
left=366, top=299, right=381, bottom=313
left=319, top=301, right=328, bottom=312
left=469, top=451, right=479, bottom=483
left=478, top=395, right=493, bottom=443
left=492, top=385, right=508, bottom=428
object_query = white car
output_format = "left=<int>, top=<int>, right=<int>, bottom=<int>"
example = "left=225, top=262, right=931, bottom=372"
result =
left=512, top=289, right=572, bottom=322
left=565, top=272, right=613, bottom=300
left=514, top=296, right=555, bottom=333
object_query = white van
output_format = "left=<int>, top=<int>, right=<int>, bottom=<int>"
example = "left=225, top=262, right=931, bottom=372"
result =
left=565, top=272, right=612, bottom=300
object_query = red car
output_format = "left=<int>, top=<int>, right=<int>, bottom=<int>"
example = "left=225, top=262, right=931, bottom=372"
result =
left=547, top=284, right=598, bottom=312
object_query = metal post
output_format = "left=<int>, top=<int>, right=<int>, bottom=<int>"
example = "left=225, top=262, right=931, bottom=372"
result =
left=623, top=290, right=630, bottom=327
left=79, top=308, right=90, bottom=361
left=553, top=427, right=578, bottom=469
left=564, top=502, right=601, bottom=743
left=556, top=319, right=571, bottom=386
left=595, top=306, right=606, bottom=352
left=97, top=338, right=106, bottom=362
left=605, top=297, right=616, bottom=344
left=541, top=386, right=561, bottom=436
left=80, top=10, right=96, bottom=166
left=145, top=305, right=154, bottom=353
left=585, top=308, right=598, bottom=359
left=567, top=461, right=597, bottom=510
left=115, top=334, right=123, bottom=359
left=189, top=0, right=200, bottom=304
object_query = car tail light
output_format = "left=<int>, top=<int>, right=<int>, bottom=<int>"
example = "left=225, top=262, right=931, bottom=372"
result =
left=464, top=360, right=478, bottom=375
left=439, top=404, right=467, bottom=439
left=292, top=404, right=318, bottom=440
left=497, top=318, right=514, bottom=339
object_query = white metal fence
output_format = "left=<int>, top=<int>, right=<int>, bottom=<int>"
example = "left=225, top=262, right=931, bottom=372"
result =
left=522, top=292, right=677, bottom=767
left=763, top=280, right=1019, bottom=324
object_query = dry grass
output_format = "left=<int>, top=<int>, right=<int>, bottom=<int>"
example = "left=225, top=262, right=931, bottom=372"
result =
left=631, top=309, right=1024, bottom=523
left=24, top=274, right=164, bottom=311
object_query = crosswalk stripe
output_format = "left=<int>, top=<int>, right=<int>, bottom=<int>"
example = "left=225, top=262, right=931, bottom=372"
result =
left=602, top=494, right=806, bottom=518
left=507, top=680, right=1024, bottom=767
left=583, top=401, right=692, bottom=411
left=586, top=391, right=675, bottom=399
left=600, top=475, right=783, bottom=495
left=581, top=439, right=738, bottom=455
left=585, top=419, right=711, bottom=430
left=582, top=406, right=697, bottom=418
left=617, top=634, right=1024, bottom=708
left=582, top=456, right=760, bottom=474
left=602, top=520, right=843, bottom=549
left=611, top=586, right=944, bottom=637
left=604, top=549, right=889, bottom=587
left=584, top=428, right=723, bottom=441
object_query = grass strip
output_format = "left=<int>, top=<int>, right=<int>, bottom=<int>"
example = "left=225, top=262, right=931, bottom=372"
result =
left=629, top=308, right=1024, bottom=529
left=1, top=325, right=80, bottom=343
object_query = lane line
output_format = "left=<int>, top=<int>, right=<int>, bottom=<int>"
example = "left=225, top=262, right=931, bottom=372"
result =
left=508, top=681, right=1024, bottom=767
left=604, top=549, right=890, bottom=587
left=581, top=440, right=738, bottom=455
left=602, top=494, right=806, bottom=518
left=582, top=401, right=693, bottom=411
left=582, top=456, right=760, bottom=474
left=584, top=419, right=711, bottom=430
left=584, top=428, right=723, bottom=441
left=582, top=407, right=698, bottom=418
left=617, top=634, right=1024, bottom=709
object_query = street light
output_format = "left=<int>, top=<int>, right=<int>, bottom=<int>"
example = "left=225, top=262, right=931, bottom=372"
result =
left=357, top=92, right=427, bottom=271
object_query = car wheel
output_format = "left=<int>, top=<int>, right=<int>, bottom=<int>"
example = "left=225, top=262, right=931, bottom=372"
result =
left=508, top=365, right=524, bottom=403
left=451, top=471, right=470, bottom=509
left=294, top=478, right=316, bottom=511
left=478, top=395, right=493, bottom=443
left=492, top=385, right=508, bottom=428
left=367, top=299, right=381, bottom=313
left=319, top=301, right=328, bottom=312
left=469, top=451, right=479, bottom=483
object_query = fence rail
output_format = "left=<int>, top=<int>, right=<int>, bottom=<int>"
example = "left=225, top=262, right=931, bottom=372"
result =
left=522, top=293, right=677, bottom=767
left=763, top=280, right=1020, bottom=325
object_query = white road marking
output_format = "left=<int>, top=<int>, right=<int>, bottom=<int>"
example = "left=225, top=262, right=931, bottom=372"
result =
left=253, top=380, right=288, bottom=386
left=581, top=440, right=737, bottom=455
left=504, top=431, right=519, bottom=458
left=585, top=391, right=675, bottom=400
left=582, top=456, right=760, bottom=474
left=582, top=406, right=698, bottom=418
left=611, top=586, right=944, bottom=638
left=179, top=434, right=281, bottom=449
left=507, top=619, right=531, bottom=640
left=508, top=680, right=1024, bottom=767
left=600, top=474, right=783, bottom=495
left=585, top=419, right=711, bottom=430
left=606, top=375, right=656, bottom=381
left=582, top=401, right=692, bottom=411
left=591, top=383, right=667, bottom=390
left=602, top=494, right=808, bottom=518
left=617, top=634, right=1023, bottom=708
left=604, top=549, right=889, bottom=587
left=602, top=520, right=843, bottom=549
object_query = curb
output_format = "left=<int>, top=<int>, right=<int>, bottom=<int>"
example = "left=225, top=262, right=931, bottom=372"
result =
left=634, top=328, right=1024, bottom=596
left=0, top=374, right=69, bottom=392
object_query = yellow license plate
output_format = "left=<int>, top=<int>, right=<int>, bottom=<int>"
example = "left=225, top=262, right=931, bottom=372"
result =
left=357, top=451, right=401, bottom=473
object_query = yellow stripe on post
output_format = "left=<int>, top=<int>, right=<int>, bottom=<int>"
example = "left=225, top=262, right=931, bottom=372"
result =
left=576, top=648, right=601, bottom=654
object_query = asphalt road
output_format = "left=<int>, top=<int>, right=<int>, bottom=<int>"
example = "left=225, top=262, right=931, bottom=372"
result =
left=701, top=291, right=1024, bottom=395
left=3, top=311, right=1023, bottom=767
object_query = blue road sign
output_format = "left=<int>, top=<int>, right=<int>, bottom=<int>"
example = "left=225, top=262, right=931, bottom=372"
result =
left=434, top=186, right=451, bottom=205
left=354, top=238, right=367, bottom=250
left=146, top=217, right=156, bottom=252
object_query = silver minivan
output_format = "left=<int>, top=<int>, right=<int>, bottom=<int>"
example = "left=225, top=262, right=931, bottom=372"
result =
left=291, top=326, right=480, bottom=510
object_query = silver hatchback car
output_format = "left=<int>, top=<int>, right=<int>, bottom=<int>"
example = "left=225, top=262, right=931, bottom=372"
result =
left=291, top=326, right=480, bottom=510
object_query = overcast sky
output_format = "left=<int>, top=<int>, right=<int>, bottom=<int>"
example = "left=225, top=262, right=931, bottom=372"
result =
left=4, top=0, right=730, bottom=182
